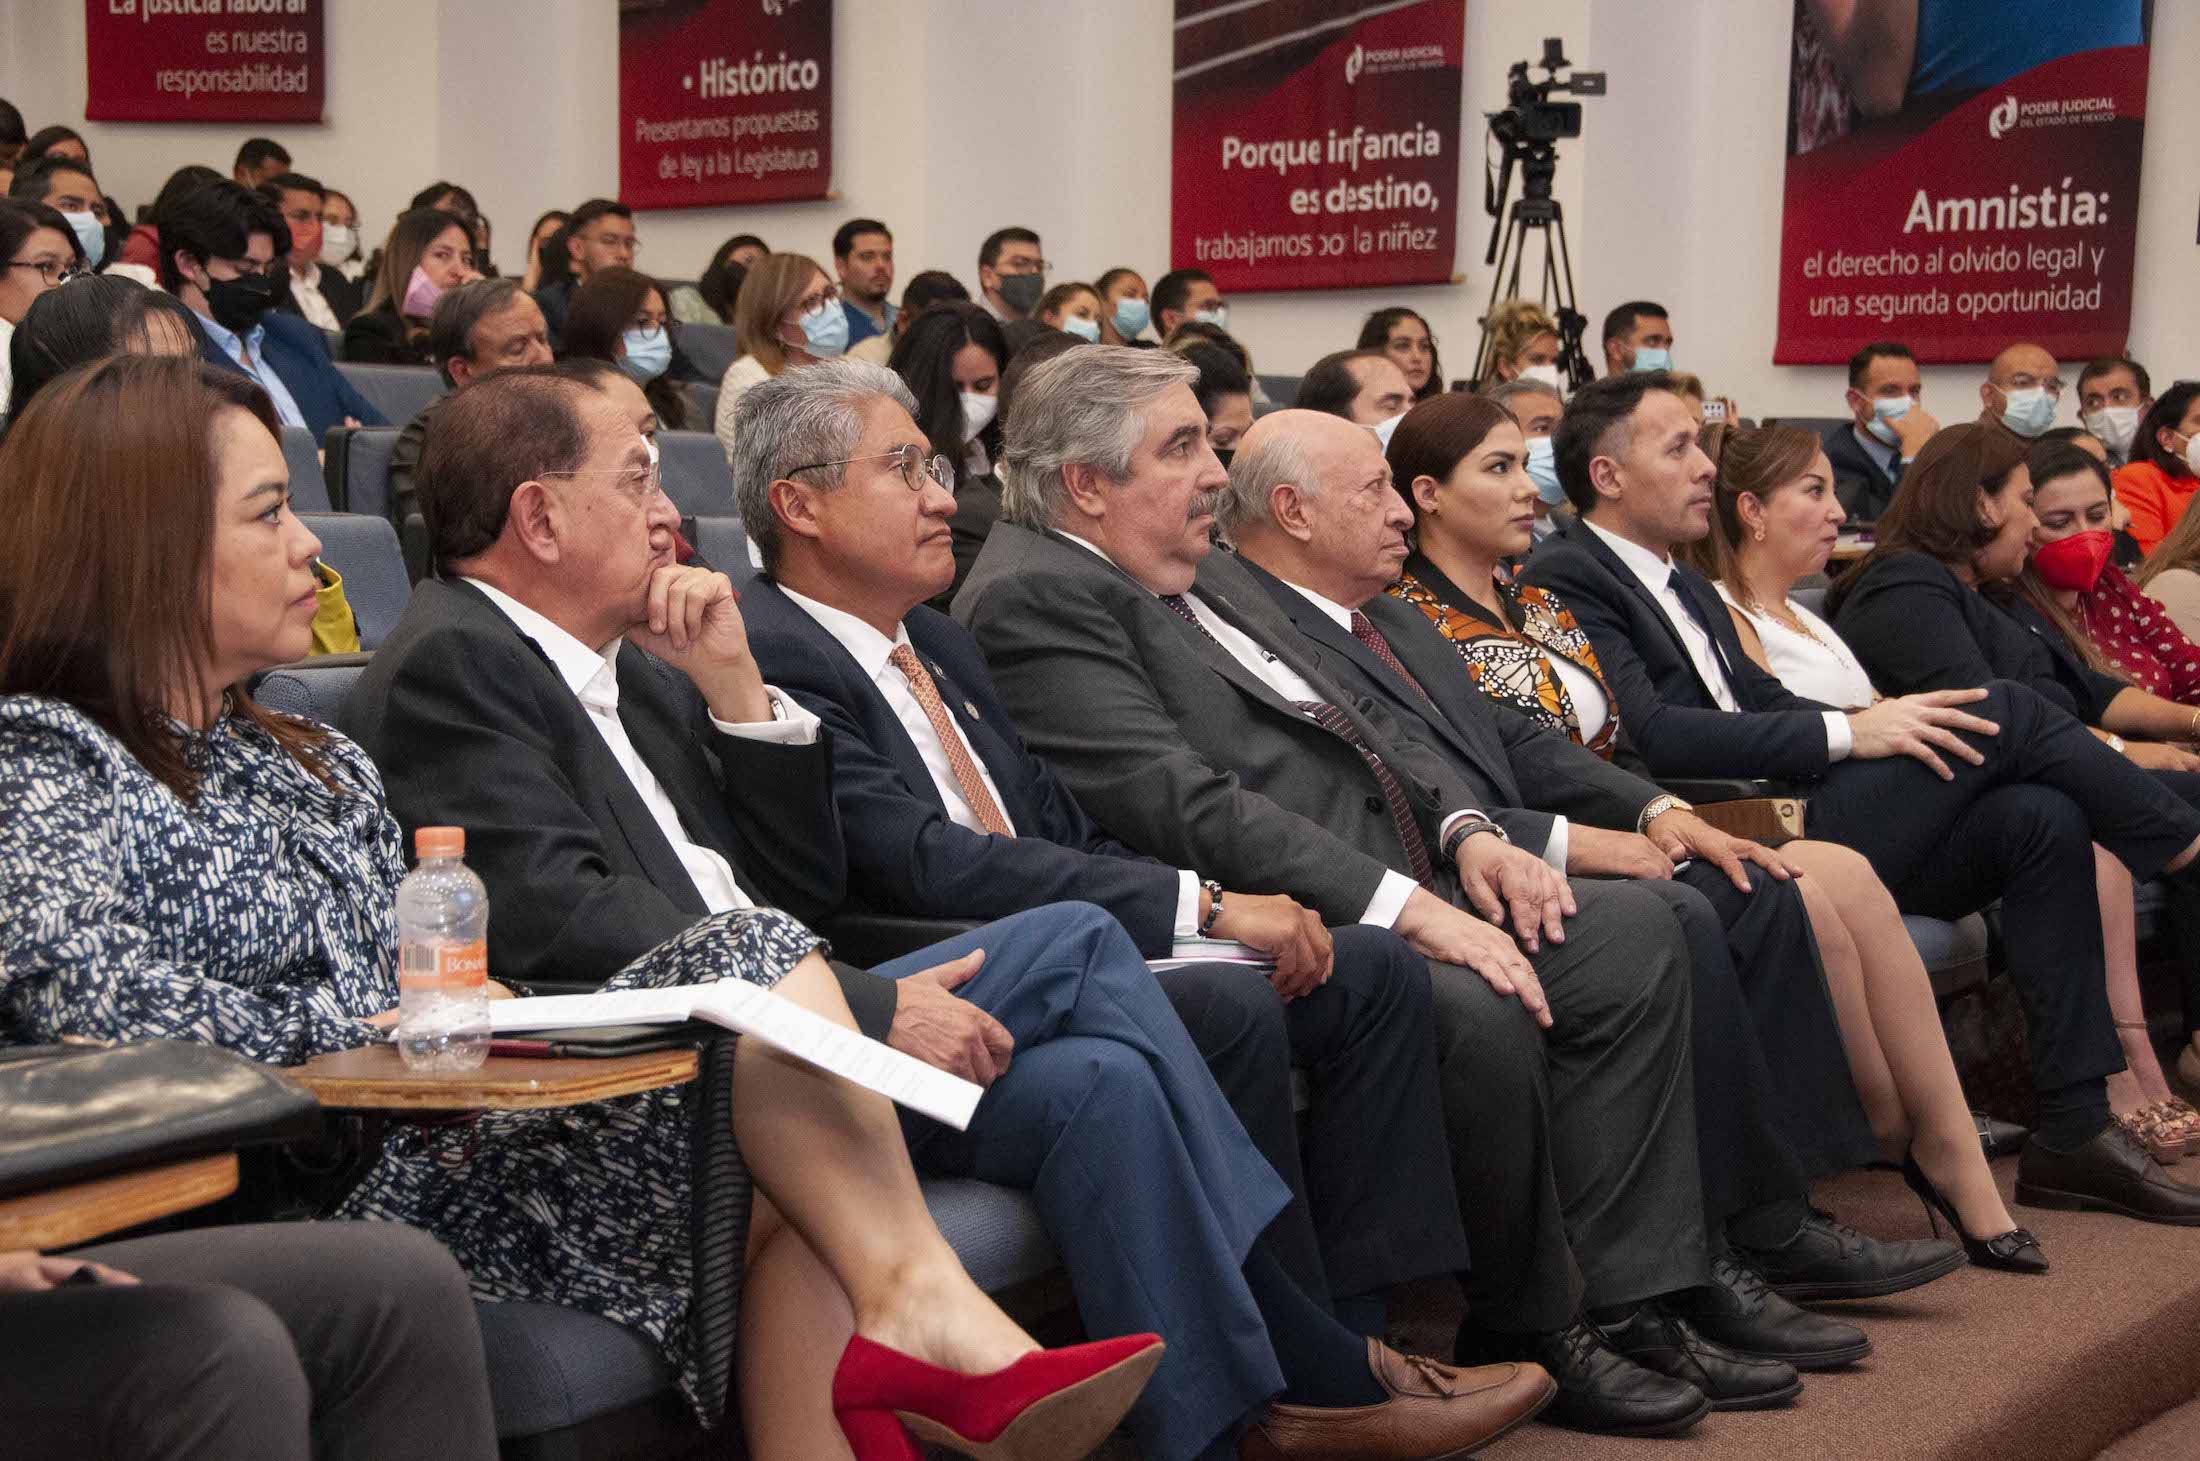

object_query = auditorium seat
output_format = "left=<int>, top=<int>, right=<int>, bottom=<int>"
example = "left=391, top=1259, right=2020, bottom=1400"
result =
left=657, top=430, right=737, bottom=516
left=278, top=427, right=334, bottom=512
left=300, top=514, right=411, bottom=650
left=336, top=362, right=445, bottom=427
left=688, top=516, right=755, bottom=584
left=677, top=323, right=742, bottom=383
left=251, top=653, right=370, bottom=727
left=680, top=381, right=719, bottom=432
left=1257, top=373, right=1303, bottom=406
left=323, top=425, right=404, bottom=522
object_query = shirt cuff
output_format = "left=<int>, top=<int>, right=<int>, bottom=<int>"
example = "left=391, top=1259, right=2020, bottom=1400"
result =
left=1542, top=816, right=1568, bottom=873
left=1822, top=710, right=1853, bottom=762
left=1363, top=870, right=1417, bottom=929
left=1174, top=870, right=1203, bottom=940
left=709, top=686, right=821, bottom=745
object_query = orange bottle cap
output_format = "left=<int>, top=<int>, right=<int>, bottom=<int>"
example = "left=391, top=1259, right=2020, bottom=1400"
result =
left=415, top=826, right=465, bottom=859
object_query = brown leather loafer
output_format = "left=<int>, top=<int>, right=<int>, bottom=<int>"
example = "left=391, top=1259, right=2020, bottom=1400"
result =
left=1239, top=1338, right=1556, bottom=1460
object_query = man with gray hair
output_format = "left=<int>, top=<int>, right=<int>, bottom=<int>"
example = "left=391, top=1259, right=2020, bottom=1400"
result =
left=387, top=278, right=554, bottom=526
left=955, top=344, right=1750, bottom=1438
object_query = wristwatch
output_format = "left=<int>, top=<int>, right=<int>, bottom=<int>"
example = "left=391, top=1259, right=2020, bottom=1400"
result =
left=1199, top=879, right=1226, bottom=935
left=1442, top=817, right=1508, bottom=865
left=1636, top=794, right=1693, bottom=834
left=2107, top=733, right=2128, bottom=755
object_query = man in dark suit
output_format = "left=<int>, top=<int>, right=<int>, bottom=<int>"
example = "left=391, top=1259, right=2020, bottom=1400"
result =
left=156, top=180, right=385, bottom=439
left=954, top=345, right=1806, bottom=1437
left=1521, top=369, right=2200, bottom=1225
left=729, top=364, right=1470, bottom=1347
left=1824, top=341, right=1938, bottom=522
left=343, top=365, right=1550, bottom=1461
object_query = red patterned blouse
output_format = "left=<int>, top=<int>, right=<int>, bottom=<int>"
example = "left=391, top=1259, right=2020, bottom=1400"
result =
left=2078, top=565, right=2200, bottom=705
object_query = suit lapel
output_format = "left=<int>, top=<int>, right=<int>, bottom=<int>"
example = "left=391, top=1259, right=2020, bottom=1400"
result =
left=1568, top=521, right=1728, bottom=708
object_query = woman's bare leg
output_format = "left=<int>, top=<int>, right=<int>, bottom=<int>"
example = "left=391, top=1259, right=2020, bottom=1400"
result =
left=740, top=1196, right=857, bottom=1461
left=1789, top=866, right=1909, bottom=1158
left=2096, top=848, right=2178, bottom=1109
left=1781, top=841, right=2017, bottom=1238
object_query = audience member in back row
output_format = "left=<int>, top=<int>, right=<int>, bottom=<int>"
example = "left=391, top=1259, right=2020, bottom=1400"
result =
left=976, top=225, right=1044, bottom=322
left=1520, top=372, right=2200, bottom=1223
left=157, top=179, right=385, bottom=438
left=832, top=216, right=895, bottom=347
left=1600, top=299, right=1671, bottom=375
left=1977, top=340, right=2062, bottom=443
left=1705, top=423, right=2200, bottom=1160
left=1480, top=376, right=1571, bottom=545
left=119, top=163, right=223, bottom=272
left=231, top=135, right=292, bottom=189
left=532, top=196, right=636, bottom=345
left=1825, top=341, right=1938, bottom=523
left=2116, top=380, right=2200, bottom=555
left=0, top=198, right=78, bottom=416
left=9, top=154, right=112, bottom=275
left=1295, top=348, right=1412, bottom=443
left=1264, top=397, right=2033, bottom=1279
left=1359, top=305, right=1443, bottom=402
left=0, top=355, right=1163, bottom=1461
left=516, top=207, right=569, bottom=296
left=714, top=252, right=843, bottom=459
left=732, top=359, right=1553, bottom=1461
left=388, top=277, right=554, bottom=526
left=336, top=362, right=1443, bottom=1461
left=1180, top=341, right=1254, bottom=461
left=1096, top=265, right=1150, bottom=345
left=4, top=273, right=196, bottom=426
left=887, top=300, right=1007, bottom=604
left=953, top=348, right=1909, bottom=1438
left=1476, top=298, right=1559, bottom=391
left=2079, top=353, right=2152, bottom=466
left=259, top=171, right=360, bottom=332
left=1151, top=267, right=1224, bottom=339
left=671, top=232, right=748, bottom=327
left=1035, top=280, right=1104, bottom=342
left=344, top=207, right=480, bottom=366
left=559, top=264, right=687, bottom=430
left=848, top=267, right=966, bottom=366
left=320, top=187, right=365, bottom=281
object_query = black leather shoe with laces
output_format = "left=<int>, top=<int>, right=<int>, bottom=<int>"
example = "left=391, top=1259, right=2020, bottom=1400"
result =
left=1593, top=1305, right=1801, bottom=1411
left=1736, top=1208, right=1965, bottom=1301
left=1665, top=1248, right=1872, bottom=1370
left=1455, top=1316, right=1710, bottom=1437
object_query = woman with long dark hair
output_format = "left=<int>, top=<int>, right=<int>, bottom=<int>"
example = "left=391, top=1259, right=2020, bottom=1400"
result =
left=343, top=208, right=479, bottom=365
left=888, top=301, right=1007, bottom=600
left=558, top=264, right=688, bottom=430
left=1357, top=306, right=1444, bottom=401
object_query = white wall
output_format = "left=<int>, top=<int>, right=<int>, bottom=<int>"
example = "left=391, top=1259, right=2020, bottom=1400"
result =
left=3, top=0, right=2193, bottom=421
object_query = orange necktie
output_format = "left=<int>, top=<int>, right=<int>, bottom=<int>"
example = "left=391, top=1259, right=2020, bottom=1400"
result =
left=887, top=644, right=1015, bottom=837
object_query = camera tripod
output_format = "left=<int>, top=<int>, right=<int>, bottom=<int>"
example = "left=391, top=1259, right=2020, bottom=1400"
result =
left=1470, top=139, right=1594, bottom=391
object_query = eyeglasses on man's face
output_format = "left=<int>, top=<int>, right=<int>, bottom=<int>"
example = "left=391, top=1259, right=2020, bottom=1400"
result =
left=787, top=441, right=954, bottom=494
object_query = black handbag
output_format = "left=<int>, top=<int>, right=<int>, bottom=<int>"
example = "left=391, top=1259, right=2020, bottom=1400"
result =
left=0, top=1040, right=323, bottom=1199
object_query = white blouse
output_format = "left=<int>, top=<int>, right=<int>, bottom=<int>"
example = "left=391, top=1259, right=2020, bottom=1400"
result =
left=1717, top=585, right=1876, bottom=709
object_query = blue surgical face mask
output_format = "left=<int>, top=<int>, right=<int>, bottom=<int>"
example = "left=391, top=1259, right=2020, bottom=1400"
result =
left=1999, top=385, right=2056, bottom=438
left=1864, top=393, right=1914, bottom=447
left=621, top=326, right=672, bottom=382
left=1060, top=315, right=1101, bottom=343
left=1525, top=435, right=1567, bottom=505
left=1193, top=303, right=1229, bottom=331
left=62, top=210, right=105, bottom=269
left=1630, top=345, right=1672, bottom=373
left=799, top=300, right=849, bottom=358
left=1112, top=296, right=1150, bottom=339
left=1372, top=411, right=1406, bottom=451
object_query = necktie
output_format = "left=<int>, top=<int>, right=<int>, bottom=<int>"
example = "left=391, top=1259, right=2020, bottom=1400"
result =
left=1351, top=609, right=1433, bottom=704
left=1163, top=594, right=1432, bottom=885
left=887, top=644, right=1015, bottom=837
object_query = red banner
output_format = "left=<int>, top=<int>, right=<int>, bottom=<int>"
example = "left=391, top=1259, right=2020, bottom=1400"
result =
left=1775, top=2, right=2148, bottom=364
left=85, top=0, right=324, bottom=124
left=1171, top=0, right=1464, bottom=293
left=618, top=0, right=832, bottom=211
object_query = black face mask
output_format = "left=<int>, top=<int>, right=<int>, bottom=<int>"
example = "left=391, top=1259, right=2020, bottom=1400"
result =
left=1215, top=446, right=1235, bottom=469
left=203, top=270, right=279, bottom=333
left=998, top=272, right=1045, bottom=315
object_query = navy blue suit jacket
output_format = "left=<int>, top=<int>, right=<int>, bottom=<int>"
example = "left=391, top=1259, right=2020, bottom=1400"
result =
left=1520, top=517, right=1839, bottom=781
left=742, top=578, right=1183, bottom=955
left=190, top=309, right=386, bottom=438
left=1821, top=421, right=1899, bottom=524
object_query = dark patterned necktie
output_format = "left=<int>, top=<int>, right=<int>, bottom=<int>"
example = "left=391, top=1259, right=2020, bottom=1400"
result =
left=1163, top=594, right=1432, bottom=885
left=1351, top=610, right=1433, bottom=704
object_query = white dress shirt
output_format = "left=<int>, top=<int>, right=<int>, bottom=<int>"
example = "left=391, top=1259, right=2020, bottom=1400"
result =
left=1850, top=422, right=1902, bottom=477
left=1055, top=532, right=1455, bottom=929
left=1582, top=519, right=1852, bottom=759
left=781, top=586, right=1207, bottom=938
left=288, top=262, right=343, bottom=334
left=192, top=307, right=309, bottom=430
left=465, top=579, right=821, bottom=914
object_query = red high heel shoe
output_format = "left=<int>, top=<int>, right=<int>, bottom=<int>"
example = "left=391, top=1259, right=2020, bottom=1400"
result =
left=832, top=1331, right=1165, bottom=1460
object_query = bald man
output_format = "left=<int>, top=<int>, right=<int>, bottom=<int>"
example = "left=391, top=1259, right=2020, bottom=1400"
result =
left=1979, top=342, right=2064, bottom=441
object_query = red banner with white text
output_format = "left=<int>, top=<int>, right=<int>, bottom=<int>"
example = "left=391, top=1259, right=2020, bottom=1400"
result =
left=1171, top=0, right=1464, bottom=293
left=1775, top=1, right=2148, bottom=364
left=85, top=0, right=324, bottom=124
left=618, top=0, right=832, bottom=211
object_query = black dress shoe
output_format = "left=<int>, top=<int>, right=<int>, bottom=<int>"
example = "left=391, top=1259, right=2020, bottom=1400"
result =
left=1594, top=1305, right=1801, bottom=1411
left=1977, top=1110, right=2030, bottom=1160
left=1456, top=1317, right=1709, bottom=1437
left=1900, top=1151, right=2049, bottom=1274
left=1666, top=1249, right=1872, bottom=1370
left=1736, top=1209, right=1965, bottom=1301
left=2016, top=1121, right=2200, bottom=1224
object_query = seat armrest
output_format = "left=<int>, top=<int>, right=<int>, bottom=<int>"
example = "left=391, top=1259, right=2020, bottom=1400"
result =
left=822, top=911, right=984, bottom=967
left=1658, top=777, right=1796, bottom=804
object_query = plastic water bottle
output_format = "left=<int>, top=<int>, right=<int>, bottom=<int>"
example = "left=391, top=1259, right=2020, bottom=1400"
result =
left=395, top=826, right=492, bottom=1072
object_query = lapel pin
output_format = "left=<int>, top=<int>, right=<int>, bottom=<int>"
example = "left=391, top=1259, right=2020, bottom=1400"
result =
left=964, top=700, right=982, bottom=719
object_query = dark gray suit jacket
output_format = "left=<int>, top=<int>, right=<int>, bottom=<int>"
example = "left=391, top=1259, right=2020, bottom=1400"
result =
left=953, top=523, right=1491, bottom=925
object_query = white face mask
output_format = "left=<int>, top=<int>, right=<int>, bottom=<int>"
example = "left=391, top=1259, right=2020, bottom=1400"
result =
left=1192, top=303, right=1229, bottom=331
left=2082, top=406, right=2141, bottom=457
left=1520, top=362, right=1564, bottom=392
left=1998, top=385, right=2056, bottom=437
left=959, top=390, right=999, bottom=438
left=321, top=223, right=357, bottom=260
left=1372, top=410, right=1407, bottom=451
left=2176, top=431, right=2200, bottom=479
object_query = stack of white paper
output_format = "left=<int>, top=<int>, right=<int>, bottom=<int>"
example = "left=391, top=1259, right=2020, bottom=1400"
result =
left=1147, top=936, right=1279, bottom=973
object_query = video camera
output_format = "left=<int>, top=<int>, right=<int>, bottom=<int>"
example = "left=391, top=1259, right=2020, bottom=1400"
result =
left=1488, top=38, right=1605, bottom=151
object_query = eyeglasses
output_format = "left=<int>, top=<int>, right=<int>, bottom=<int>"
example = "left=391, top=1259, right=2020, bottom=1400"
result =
left=787, top=442, right=954, bottom=493
left=6, top=259, right=78, bottom=285
left=795, top=285, right=841, bottom=313
left=540, top=439, right=665, bottom=501
left=995, top=258, right=1049, bottom=275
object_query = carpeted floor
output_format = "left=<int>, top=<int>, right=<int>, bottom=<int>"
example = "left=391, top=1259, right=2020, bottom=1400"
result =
left=1087, top=1158, right=2200, bottom=1461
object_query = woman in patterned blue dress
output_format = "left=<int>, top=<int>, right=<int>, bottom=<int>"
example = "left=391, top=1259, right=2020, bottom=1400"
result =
left=0, top=355, right=1159, bottom=1461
